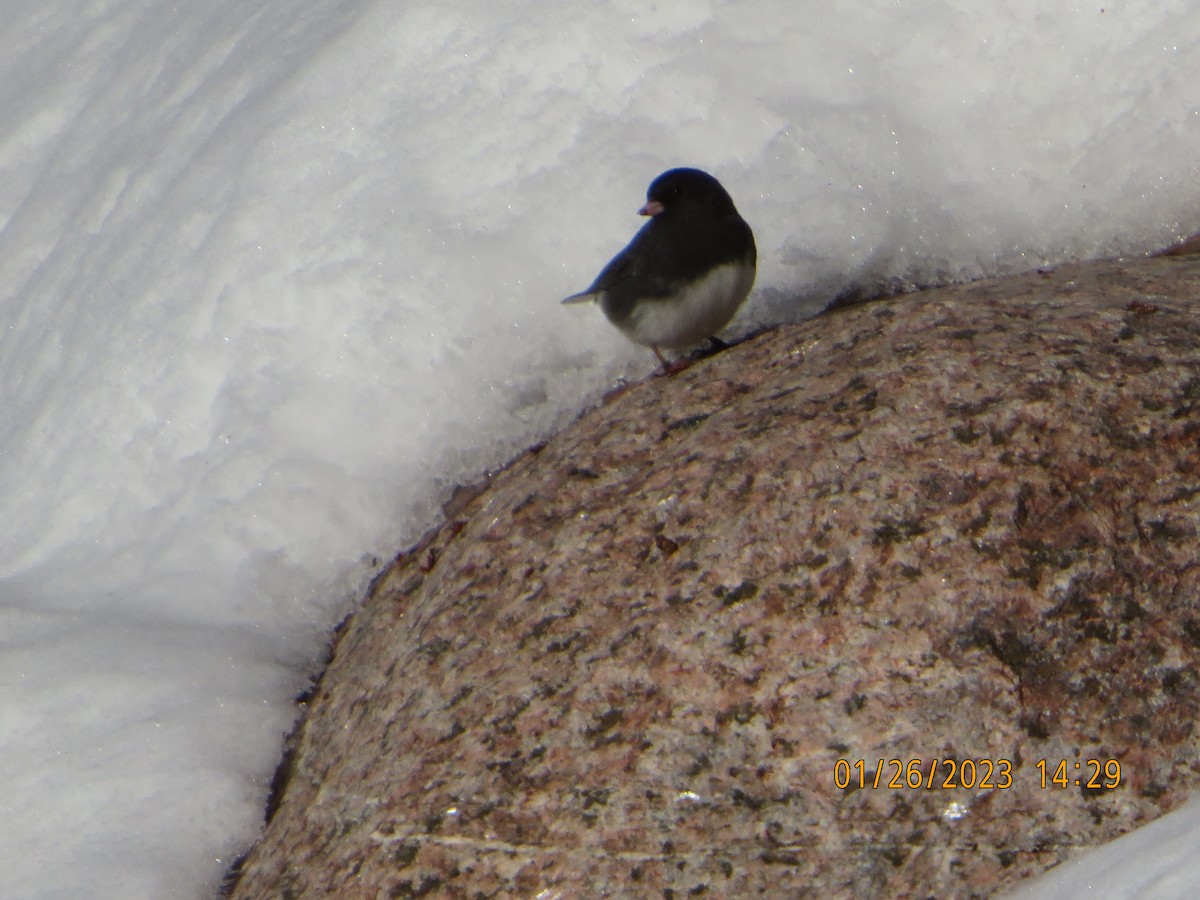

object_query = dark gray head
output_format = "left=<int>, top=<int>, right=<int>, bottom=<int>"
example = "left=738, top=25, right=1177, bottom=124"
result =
left=639, top=168, right=739, bottom=219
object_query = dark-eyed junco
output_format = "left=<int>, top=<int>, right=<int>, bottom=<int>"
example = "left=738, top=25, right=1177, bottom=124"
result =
left=562, top=167, right=756, bottom=373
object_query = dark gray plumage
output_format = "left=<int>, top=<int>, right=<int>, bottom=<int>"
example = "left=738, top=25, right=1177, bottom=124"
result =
left=563, top=168, right=756, bottom=370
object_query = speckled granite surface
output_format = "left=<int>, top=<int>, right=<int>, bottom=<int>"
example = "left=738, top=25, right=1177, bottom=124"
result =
left=231, top=253, right=1200, bottom=899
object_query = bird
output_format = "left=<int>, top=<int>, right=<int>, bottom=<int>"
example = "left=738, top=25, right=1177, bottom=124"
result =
left=562, top=167, right=756, bottom=374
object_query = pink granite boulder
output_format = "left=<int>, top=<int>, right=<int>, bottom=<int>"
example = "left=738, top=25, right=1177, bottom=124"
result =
left=230, top=251, right=1200, bottom=898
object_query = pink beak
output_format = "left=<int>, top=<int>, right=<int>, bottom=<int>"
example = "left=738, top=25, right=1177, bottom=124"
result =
left=638, top=199, right=664, bottom=217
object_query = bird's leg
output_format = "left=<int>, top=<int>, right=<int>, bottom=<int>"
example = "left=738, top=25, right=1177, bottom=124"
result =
left=653, top=345, right=692, bottom=377
left=653, top=345, right=669, bottom=370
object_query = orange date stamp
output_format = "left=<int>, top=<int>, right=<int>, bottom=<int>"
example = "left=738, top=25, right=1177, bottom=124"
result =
left=1035, top=758, right=1122, bottom=790
left=835, top=758, right=1014, bottom=790
left=833, top=758, right=1123, bottom=791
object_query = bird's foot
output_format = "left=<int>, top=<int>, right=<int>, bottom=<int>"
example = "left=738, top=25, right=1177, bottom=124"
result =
left=652, top=346, right=693, bottom=377
left=693, top=336, right=729, bottom=360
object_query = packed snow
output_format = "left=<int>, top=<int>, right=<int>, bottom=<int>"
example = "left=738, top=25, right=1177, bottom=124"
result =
left=1008, top=794, right=1200, bottom=899
left=0, top=1, right=1197, bottom=897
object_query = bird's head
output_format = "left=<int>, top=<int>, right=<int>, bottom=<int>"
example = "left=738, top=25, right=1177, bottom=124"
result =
left=638, top=168, right=735, bottom=218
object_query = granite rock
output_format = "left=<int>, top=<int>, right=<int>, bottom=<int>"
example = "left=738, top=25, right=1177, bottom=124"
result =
left=230, top=251, right=1200, bottom=899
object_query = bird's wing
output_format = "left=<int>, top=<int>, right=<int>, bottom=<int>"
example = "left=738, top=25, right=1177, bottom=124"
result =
left=560, top=237, right=640, bottom=304
left=587, top=242, right=639, bottom=293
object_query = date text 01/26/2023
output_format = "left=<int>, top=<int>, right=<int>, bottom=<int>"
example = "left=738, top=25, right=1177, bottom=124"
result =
left=833, top=758, right=1123, bottom=791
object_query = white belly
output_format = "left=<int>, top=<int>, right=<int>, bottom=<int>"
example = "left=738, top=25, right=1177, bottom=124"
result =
left=613, top=262, right=754, bottom=350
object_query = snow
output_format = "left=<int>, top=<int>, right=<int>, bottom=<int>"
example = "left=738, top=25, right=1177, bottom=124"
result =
left=1007, top=794, right=1200, bottom=899
left=0, top=1, right=1197, bottom=897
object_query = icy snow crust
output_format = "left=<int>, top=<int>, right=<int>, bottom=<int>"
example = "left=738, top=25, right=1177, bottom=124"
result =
left=0, top=1, right=1197, bottom=896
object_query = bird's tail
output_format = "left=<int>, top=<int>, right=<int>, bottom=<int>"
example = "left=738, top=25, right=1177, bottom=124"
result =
left=560, top=290, right=598, bottom=305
